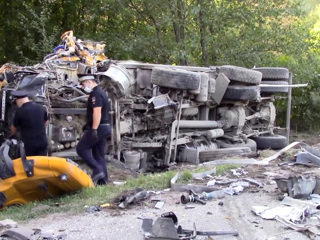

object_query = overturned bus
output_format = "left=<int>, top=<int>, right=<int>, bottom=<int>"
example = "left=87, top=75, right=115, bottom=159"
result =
left=0, top=31, right=294, bottom=172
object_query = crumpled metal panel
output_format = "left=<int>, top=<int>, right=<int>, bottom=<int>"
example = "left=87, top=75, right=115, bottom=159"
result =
left=98, top=64, right=136, bottom=97
left=275, top=175, right=316, bottom=199
left=147, top=94, right=173, bottom=109
left=296, top=150, right=320, bottom=167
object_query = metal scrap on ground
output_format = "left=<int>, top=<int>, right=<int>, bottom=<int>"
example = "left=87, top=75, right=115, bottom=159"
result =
left=141, top=212, right=239, bottom=240
left=0, top=219, right=67, bottom=240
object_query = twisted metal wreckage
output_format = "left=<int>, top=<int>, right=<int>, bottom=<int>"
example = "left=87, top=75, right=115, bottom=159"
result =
left=0, top=31, right=305, bottom=171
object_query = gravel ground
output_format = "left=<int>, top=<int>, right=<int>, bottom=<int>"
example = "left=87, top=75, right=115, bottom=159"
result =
left=22, top=158, right=320, bottom=240
left=22, top=190, right=316, bottom=240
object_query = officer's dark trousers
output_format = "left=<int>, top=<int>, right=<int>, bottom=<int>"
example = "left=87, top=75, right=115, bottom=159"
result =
left=24, top=139, right=48, bottom=156
left=76, top=125, right=111, bottom=182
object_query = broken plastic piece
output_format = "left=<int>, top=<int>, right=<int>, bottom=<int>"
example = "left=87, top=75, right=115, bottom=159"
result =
left=243, top=178, right=263, bottom=187
left=161, top=212, right=178, bottom=225
left=206, top=179, right=216, bottom=187
left=230, top=181, right=250, bottom=188
left=224, top=188, right=236, bottom=195
left=203, top=190, right=225, bottom=200
left=151, top=217, right=180, bottom=239
left=154, top=201, right=164, bottom=209
left=118, top=188, right=150, bottom=208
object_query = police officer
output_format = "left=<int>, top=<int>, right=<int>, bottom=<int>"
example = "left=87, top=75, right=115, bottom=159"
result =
left=76, top=75, right=111, bottom=185
left=10, top=90, right=49, bottom=156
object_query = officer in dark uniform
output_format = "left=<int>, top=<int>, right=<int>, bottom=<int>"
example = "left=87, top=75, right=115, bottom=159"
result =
left=76, top=75, right=111, bottom=185
left=10, top=90, right=49, bottom=156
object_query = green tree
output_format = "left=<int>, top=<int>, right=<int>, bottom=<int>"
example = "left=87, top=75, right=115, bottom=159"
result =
left=0, top=1, right=61, bottom=65
left=285, top=5, right=320, bottom=131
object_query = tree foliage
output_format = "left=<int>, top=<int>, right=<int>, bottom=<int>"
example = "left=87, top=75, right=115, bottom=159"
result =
left=0, top=0, right=320, bottom=130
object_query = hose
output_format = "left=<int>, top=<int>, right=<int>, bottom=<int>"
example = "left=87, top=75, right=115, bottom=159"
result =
left=55, top=95, right=88, bottom=103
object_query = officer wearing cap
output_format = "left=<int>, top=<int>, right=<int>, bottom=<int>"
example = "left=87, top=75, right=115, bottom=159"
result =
left=10, top=90, right=49, bottom=156
left=76, top=75, right=111, bottom=185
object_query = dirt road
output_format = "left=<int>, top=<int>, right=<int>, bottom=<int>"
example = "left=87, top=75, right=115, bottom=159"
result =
left=22, top=158, right=320, bottom=240
left=22, top=192, right=313, bottom=240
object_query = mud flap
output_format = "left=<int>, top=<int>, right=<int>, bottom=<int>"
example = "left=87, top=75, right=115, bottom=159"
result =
left=212, top=72, right=229, bottom=105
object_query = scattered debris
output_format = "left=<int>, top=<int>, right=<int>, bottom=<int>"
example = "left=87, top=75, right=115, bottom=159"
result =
left=192, top=168, right=216, bottom=180
left=161, top=212, right=178, bottom=224
left=215, top=179, right=238, bottom=185
left=252, top=205, right=309, bottom=223
left=296, top=144, right=320, bottom=167
left=154, top=202, right=165, bottom=209
left=7, top=141, right=320, bottom=239
left=181, top=190, right=207, bottom=205
left=113, top=181, right=127, bottom=186
left=275, top=176, right=317, bottom=199
left=206, top=179, right=216, bottom=187
left=281, top=196, right=320, bottom=211
left=224, top=186, right=244, bottom=195
left=296, top=151, right=320, bottom=167
left=260, top=141, right=303, bottom=164
left=141, top=212, right=239, bottom=239
left=181, top=189, right=225, bottom=205
left=0, top=219, right=17, bottom=228
left=230, top=181, right=250, bottom=188
left=199, top=158, right=268, bottom=167
left=231, top=168, right=247, bottom=176
left=171, top=173, right=219, bottom=193
left=252, top=191, right=320, bottom=239
left=184, top=205, right=195, bottom=209
left=247, top=218, right=260, bottom=225
left=116, top=188, right=151, bottom=209
left=99, top=203, right=116, bottom=209
left=204, top=190, right=225, bottom=200
left=84, top=205, right=101, bottom=213
left=275, top=216, right=320, bottom=239
left=243, top=178, right=263, bottom=188
left=0, top=219, right=67, bottom=240
left=198, top=141, right=303, bottom=168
